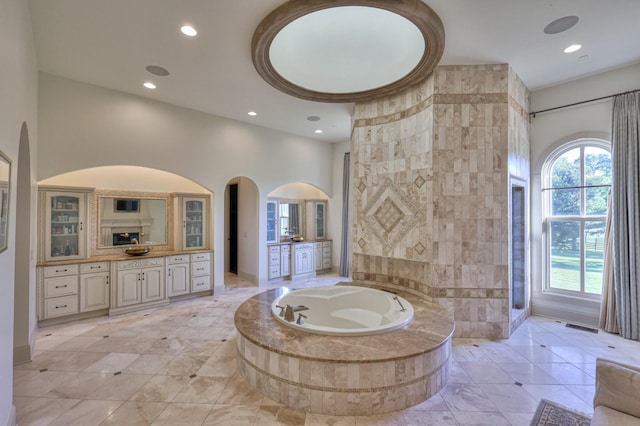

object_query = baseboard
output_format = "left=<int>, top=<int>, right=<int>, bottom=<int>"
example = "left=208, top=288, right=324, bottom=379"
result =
left=532, top=300, right=600, bottom=327
left=6, top=405, right=15, bottom=426
left=13, top=344, right=32, bottom=365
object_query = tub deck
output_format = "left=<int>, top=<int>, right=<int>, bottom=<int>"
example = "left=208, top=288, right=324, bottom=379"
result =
left=234, top=282, right=455, bottom=415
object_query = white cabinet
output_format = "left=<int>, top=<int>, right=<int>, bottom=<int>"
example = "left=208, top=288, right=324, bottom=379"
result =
left=293, top=243, right=315, bottom=276
left=177, top=195, right=208, bottom=250
left=41, top=188, right=90, bottom=261
left=268, top=245, right=281, bottom=279
left=190, top=252, right=211, bottom=293
left=167, top=254, right=190, bottom=296
left=281, top=244, right=290, bottom=277
left=320, top=241, right=332, bottom=271
left=80, top=262, right=109, bottom=312
left=38, top=264, right=80, bottom=319
left=113, top=256, right=166, bottom=313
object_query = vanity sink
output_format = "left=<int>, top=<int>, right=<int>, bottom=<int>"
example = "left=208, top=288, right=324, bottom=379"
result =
left=124, top=246, right=151, bottom=256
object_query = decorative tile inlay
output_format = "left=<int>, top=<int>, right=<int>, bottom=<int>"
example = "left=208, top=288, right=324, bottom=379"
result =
left=374, top=198, right=404, bottom=234
left=361, top=179, right=420, bottom=255
left=414, top=242, right=426, bottom=255
left=358, top=238, right=367, bottom=249
left=414, top=175, right=426, bottom=188
left=357, top=181, right=367, bottom=193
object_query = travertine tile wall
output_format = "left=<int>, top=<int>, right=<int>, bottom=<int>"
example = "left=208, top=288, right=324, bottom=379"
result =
left=351, top=64, right=530, bottom=339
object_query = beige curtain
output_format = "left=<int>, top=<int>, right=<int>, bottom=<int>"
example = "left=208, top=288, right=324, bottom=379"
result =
left=600, top=191, right=618, bottom=333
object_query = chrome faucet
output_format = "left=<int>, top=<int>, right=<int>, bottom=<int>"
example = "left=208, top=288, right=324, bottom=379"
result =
left=296, top=313, right=307, bottom=325
left=393, top=296, right=407, bottom=312
left=282, top=304, right=309, bottom=322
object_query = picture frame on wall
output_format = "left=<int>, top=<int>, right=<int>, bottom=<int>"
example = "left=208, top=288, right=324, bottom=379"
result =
left=0, top=150, right=11, bottom=254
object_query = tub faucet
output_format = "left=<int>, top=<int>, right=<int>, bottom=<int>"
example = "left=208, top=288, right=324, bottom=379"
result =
left=296, top=313, right=307, bottom=325
left=283, top=305, right=309, bottom=322
left=393, top=296, right=407, bottom=312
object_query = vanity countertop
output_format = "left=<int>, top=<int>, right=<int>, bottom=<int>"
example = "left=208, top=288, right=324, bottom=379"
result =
left=268, top=239, right=332, bottom=246
left=37, top=248, right=212, bottom=267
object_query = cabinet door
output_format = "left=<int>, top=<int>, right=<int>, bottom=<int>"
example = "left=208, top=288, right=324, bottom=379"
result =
left=45, top=191, right=87, bottom=261
left=80, top=272, right=110, bottom=312
left=142, top=266, right=165, bottom=302
left=167, top=263, right=189, bottom=296
left=117, top=269, right=141, bottom=307
left=315, top=202, right=326, bottom=239
left=281, top=248, right=290, bottom=277
left=266, top=200, right=278, bottom=243
left=183, top=197, right=206, bottom=250
left=315, top=244, right=323, bottom=270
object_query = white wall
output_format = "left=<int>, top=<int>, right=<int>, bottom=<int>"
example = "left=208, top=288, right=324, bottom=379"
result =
left=37, top=73, right=334, bottom=289
left=237, top=177, right=259, bottom=283
left=530, top=62, right=640, bottom=325
left=0, top=0, right=39, bottom=423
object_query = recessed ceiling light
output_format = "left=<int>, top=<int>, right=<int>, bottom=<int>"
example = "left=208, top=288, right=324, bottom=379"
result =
left=564, top=44, right=582, bottom=53
left=307, top=115, right=321, bottom=122
left=181, top=25, right=197, bottom=37
left=143, top=81, right=156, bottom=89
left=146, top=65, right=170, bottom=76
left=544, top=16, right=579, bottom=35
left=248, top=111, right=257, bottom=116
left=314, top=129, right=323, bottom=134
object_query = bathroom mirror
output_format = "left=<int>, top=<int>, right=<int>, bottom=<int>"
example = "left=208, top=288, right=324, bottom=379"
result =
left=0, top=151, right=11, bottom=254
left=279, top=202, right=302, bottom=239
left=98, top=197, right=167, bottom=247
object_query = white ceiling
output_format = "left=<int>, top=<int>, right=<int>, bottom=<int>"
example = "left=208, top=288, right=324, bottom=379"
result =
left=28, top=0, right=640, bottom=143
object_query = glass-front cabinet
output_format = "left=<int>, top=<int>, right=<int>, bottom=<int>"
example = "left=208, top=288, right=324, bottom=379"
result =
left=315, top=201, right=326, bottom=240
left=266, top=200, right=277, bottom=243
left=182, top=196, right=207, bottom=250
left=44, top=191, right=88, bottom=261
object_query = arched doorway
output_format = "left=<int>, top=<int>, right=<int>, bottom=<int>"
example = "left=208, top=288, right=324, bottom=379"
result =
left=224, top=177, right=259, bottom=287
left=14, top=122, right=34, bottom=364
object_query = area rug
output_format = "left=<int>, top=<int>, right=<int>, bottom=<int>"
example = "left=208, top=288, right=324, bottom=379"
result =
left=530, top=399, right=591, bottom=426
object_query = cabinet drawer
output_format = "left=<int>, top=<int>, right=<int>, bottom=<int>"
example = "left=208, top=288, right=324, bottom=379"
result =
left=269, top=245, right=280, bottom=254
left=322, top=241, right=332, bottom=248
left=280, top=244, right=290, bottom=252
left=44, top=276, right=79, bottom=298
left=167, top=255, right=190, bottom=265
left=45, top=295, right=79, bottom=318
left=322, top=258, right=331, bottom=269
left=80, top=262, right=109, bottom=274
left=270, top=266, right=280, bottom=276
left=190, top=252, right=210, bottom=262
left=191, top=260, right=210, bottom=277
left=191, top=275, right=211, bottom=292
left=118, top=257, right=164, bottom=270
left=295, top=243, right=314, bottom=251
left=44, top=264, right=79, bottom=278
left=269, top=254, right=280, bottom=264
left=322, top=248, right=331, bottom=257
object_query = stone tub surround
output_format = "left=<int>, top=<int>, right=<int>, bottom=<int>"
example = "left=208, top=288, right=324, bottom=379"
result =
left=351, top=64, right=531, bottom=339
left=234, top=283, right=454, bottom=415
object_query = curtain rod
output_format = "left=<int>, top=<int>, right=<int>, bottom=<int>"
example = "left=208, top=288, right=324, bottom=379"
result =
left=530, top=88, right=640, bottom=118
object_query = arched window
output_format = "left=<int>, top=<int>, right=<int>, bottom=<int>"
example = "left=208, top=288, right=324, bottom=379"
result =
left=542, top=139, right=611, bottom=297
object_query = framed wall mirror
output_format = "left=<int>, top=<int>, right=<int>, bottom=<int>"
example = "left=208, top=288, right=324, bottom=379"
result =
left=98, top=196, right=167, bottom=247
left=0, top=151, right=11, bottom=253
left=279, top=202, right=302, bottom=239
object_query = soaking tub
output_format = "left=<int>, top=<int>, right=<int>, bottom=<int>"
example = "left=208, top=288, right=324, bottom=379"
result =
left=270, top=285, right=414, bottom=336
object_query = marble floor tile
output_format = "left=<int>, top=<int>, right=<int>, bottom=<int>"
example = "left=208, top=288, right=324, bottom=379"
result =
left=87, top=373, right=153, bottom=400
left=171, top=376, right=230, bottom=404
left=353, top=411, right=407, bottom=426
left=405, top=393, right=449, bottom=411
left=47, top=335, right=104, bottom=352
left=497, top=363, right=558, bottom=385
left=534, top=363, right=595, bottom=385
left=48, top=399, right=123, bottom=426
left=509, top=345, right=567, bottom=363
left=158, top=354, right=209, bottom=376
left=402, top=410, right=458, bottom=425
left=130, top=375, right=191, bottom=402
left=305, top=412, right=357, bottom=425
left=452, top=411, right=511, bottom=426
left=46, top=372, right=111, bottom=399
left=13, top=370, right=79, bottom=397
left=123, top=354, right=174, bottom=375
left=202, top=404, right=260, bottom=425
left=256, top=405, right=308, bottom=426
left=151, top=402, right=213, bottom=425
left=84, top=352, right=140, bottom=373
left=547, top=346, right=598, bottom=364
left=477, top=383, right=539, bottom=414
left=460, top=362, right=513, bottom=384
left=16, top=397, right=80, bottom=426
left=215, top=373, right=265, bottom=405
left=101, top=401, right=168, bottom=425
left=567, top=384, right=596, bottom=405
left=439, top=383, right=497, bottom=412
left=502, top=412, right=535, bottom=425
